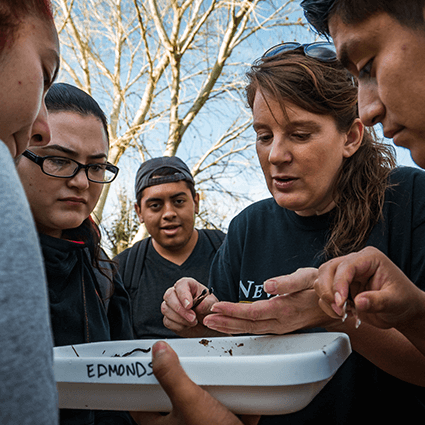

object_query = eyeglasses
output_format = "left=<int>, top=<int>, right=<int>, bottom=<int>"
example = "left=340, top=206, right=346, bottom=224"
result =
left=22, top=150, right=119, bottom=184
left=263, top=41, right=337, bottom=62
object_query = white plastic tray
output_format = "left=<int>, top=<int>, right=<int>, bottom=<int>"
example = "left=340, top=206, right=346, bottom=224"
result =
left=54, top=333, right=351, bottom=415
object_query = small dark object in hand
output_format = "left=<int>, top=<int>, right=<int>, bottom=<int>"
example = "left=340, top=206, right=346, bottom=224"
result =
left=192, top=287, right=213, bottom=309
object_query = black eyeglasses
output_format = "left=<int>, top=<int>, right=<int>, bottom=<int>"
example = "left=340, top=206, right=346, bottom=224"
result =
left=263, top=41, right=337, bottom=62
left=22, top=150, right=119, bottom=184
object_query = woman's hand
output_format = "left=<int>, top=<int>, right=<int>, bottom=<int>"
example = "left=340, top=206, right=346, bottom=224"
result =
left=130, top=341, right=261, bottom=425
left=161, top=278, right=221, bottom=338
left=203, top=268, right=335, bottom=334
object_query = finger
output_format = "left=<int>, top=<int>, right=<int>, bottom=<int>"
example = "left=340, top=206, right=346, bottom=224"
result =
left=174, top=278, right=208, bottom=309
left=163, top=287, right=197, bottom=323
left=317, top=298, right=342, bottom=319
left=355, top=291, right=390, bottom=314
left=151, top=341, right=196, bottom=400
left=162, top=301, right=198, bottom=330
left=130, top=411, right=164, bottom=425
left=204, top=314, right=275, bottom=334
left=152, top=341, right=242, bottom=425
left=194, top=294, right=220, bottom=316
left=331, top=248, right=383, bottom=300
left=210, top=300, right=275, bottom=321
left=264, top=268, right=318, bottom=295
left=239, top=415, right=262, bottom=425
left=316, top=258, right=346, bottom=301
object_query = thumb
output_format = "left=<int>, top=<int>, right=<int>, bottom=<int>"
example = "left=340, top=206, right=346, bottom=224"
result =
left=151, top=341, right=196, bottom=404
left=264, top=268, right=317, bottom=295
left=129, top=342, right=187, bottom=425
left=355, top=292, right=384, bottom=313
left=152, top=341, right=245, bottom=425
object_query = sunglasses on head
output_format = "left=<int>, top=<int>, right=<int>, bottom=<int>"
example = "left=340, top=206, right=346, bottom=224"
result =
left=262, top=41, right=337, bottom=62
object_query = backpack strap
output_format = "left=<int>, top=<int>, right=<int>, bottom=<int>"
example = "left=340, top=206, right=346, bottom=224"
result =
left=202, top=229, right=226, bottom=252
left=120, top=237, right=150, bottom=297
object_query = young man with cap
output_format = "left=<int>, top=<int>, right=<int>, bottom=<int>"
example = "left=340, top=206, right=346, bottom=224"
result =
left=298, top=0, right=425, bottom=359
left=115, top=156, right=225, bottom=339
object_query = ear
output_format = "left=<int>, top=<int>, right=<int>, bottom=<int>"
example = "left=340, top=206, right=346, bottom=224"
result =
left=194, top=193, right=200, bottom=215
left=343, top=118, right=364, bottom=158
left=134, top=203, right=144, bottom=224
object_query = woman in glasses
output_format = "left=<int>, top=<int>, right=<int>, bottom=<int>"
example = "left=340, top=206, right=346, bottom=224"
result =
left=163, top=43, right=425, bottom=422
left=16, top=82, right=135, bottom=425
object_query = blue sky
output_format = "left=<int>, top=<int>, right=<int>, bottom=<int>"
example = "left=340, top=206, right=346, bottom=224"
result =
left=81, top=1, right=419, bottom=236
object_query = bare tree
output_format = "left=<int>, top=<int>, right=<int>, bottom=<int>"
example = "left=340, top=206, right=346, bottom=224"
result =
left=53, top=0, right=304, bottom=248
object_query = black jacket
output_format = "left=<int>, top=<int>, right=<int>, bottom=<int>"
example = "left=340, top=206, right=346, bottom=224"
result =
left=40, top=231, right=134, bottom=425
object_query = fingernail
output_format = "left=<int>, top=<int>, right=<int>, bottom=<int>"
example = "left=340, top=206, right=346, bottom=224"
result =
left=355, top=317, right=362, bottom=329
left=183, top=299, right=191, bottom=308
left=210, top=304, right=222, bottom=313
left=264, top=280, right=276, bottom=293
left=204, top=317, right=217, bottom=330
left=186, top=310, right=197, bottom=322
left=341, top=301, right=348, bottom=322
left=332, top=303, right=341, bottom=316
left=152, top=341, right=168, bottom=358
left=335, top=292, right=343, bottom=307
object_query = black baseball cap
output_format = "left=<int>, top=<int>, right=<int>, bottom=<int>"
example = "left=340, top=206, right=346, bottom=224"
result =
left=135, top=156, right=195, bottom=200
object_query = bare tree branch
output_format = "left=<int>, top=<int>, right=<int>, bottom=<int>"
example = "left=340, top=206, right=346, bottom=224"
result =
left=52, top=0, right=306, bottom=236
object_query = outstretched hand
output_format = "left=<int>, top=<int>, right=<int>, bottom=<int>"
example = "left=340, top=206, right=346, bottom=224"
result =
left=130, top=341, right=260, bottom=425
left=203, top=268, right=335, bottom=334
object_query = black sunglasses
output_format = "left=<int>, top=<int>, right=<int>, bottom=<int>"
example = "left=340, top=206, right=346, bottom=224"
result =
left=22, top=150, right=119, bottom=184
left=263, top=41, right=337, bottom=62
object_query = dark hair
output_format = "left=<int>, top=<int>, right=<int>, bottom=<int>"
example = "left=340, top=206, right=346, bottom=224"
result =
left=301, top=0, right=425, bottom=37
left=46, top=83, right=109, bottom=142
left=46, top=83, right=114, bottom=286
left=245, top=49, right=396, bottom=257
left=0, top=0, right=53, bottom=53
left=136, top=166, right=197, bottom=206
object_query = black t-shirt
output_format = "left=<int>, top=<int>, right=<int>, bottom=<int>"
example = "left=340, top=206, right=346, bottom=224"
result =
left=117, top=229, right=225, bottom=339
left=210, top=166, right=425, bottom=424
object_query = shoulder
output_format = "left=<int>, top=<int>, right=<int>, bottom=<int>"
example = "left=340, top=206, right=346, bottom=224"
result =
left=387, top=166, right=425, bottom=199
left=388, top=166, right=425, bottom=184
left=199, top=228, right=226, bottom=240
left=114, top=238, right=150, bottom=264
left=229, top=197, right=279, bottom=228
left=385, top=166, right=425, bottom=227
left=198, top=229, right=226, bottom=251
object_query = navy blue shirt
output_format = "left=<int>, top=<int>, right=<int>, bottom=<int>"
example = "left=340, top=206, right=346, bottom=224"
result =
left=210, top=167, right=425, bottom=424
